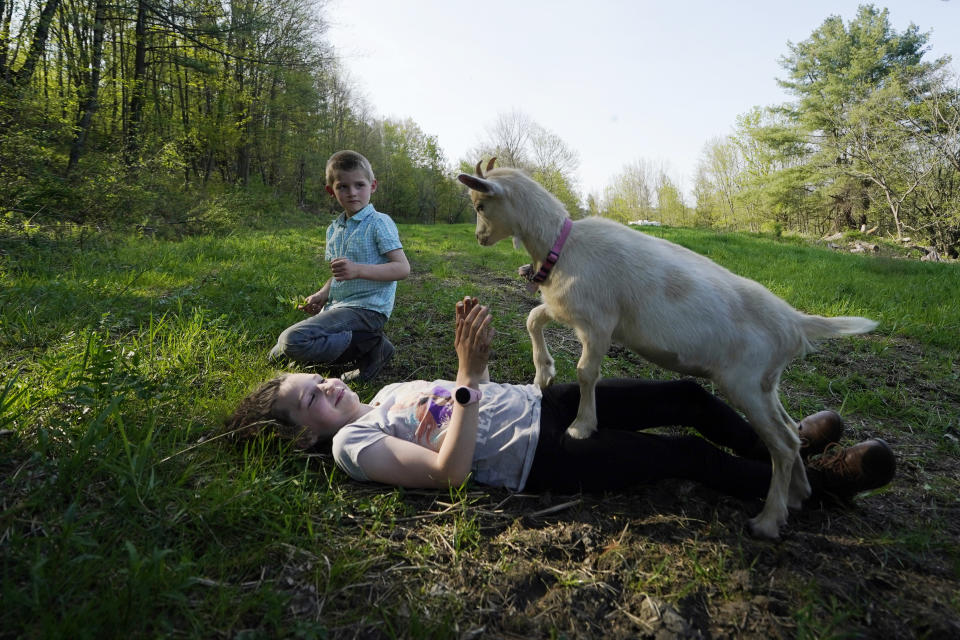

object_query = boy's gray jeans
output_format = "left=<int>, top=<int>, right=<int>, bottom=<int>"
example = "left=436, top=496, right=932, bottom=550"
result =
left=269, top=306, right=387, bottom=365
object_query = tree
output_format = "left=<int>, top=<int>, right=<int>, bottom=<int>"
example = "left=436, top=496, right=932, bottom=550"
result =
left=124, top=0, right=148, bottom=164
left=727, top=107, right=831, bottom=233
left=585, top=192, right=601, bottom=217
left=904, top=71, right=960, bottom=174
left=467, top=110, right=582, bottom=216
left=0, top=0, right=61, bottom=92
left=481, top=109, right=531, bottom=167
left=655, top=173, right=688, bottom=226
left=694, top=137, right=742, bottom=228
left=896, top=72, right=960, bottom=255
left=777, top=3, right=948, bottom=234
left=602, top=159, right=656, bottom=224
left=66, top=0, right=107, bottom=174
left=691, top=163, right=722, bottom=228
left=844, top=84, right=938, bottom=238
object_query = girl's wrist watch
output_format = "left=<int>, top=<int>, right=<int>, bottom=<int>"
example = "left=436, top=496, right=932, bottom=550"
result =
left=454, top=386, right=482, bottom=406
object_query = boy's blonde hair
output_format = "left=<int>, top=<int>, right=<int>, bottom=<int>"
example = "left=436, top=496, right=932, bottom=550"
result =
left=325, top=150, right=375, bottom=186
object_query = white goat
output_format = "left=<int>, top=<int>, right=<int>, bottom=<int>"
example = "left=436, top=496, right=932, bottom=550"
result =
left=457, top=159, right=877, bottom=539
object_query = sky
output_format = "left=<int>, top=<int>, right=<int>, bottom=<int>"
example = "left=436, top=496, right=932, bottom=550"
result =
left=323, top=0, right=960, bottom=201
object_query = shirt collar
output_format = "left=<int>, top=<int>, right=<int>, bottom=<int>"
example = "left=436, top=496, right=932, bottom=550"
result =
left=337, top=203, right=375, bottom=225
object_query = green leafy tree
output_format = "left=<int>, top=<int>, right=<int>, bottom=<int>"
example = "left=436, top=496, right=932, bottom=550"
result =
left=601, top=159, right=656, bottom=224
left=693, top=137, right=743, bottom=229
left=728, top=107, right=831, bottom=233
left=777, top=3, right=948, bottom=235
left=655, top=173, right=689, bottom=227
left=371, top=118, right=469, bottom=224
left=585, top=193, right=601, bottom=218
left=65, top=0, right=107, bottom=175
left=894, top=72, right=960, bottom=255
left=0, top=0, right=61, bottom=93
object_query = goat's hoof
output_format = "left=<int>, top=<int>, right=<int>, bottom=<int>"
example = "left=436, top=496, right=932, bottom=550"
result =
left=565, top=422, right=596, bottom=440
left=788, top=483, right=812, bottom=504
left=787, top=486, right=811, bottom=510
left=748, top=515, right=783, bottom=540
left=534, top=369, right=554, bottom=388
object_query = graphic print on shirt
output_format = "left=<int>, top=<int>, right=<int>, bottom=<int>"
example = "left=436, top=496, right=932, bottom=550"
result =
left=386, top=384, right=455, bottom=450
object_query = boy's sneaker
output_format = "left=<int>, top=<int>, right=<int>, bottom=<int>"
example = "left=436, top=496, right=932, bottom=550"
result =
left=806, top=438, right=896, bottom=499
left=798, top=410, right=845, bottom=460
left=357, top=335, right=394, bottom=382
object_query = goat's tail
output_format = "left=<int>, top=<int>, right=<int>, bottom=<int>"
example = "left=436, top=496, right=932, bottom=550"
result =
left=800, top=314, right=878, bottom=340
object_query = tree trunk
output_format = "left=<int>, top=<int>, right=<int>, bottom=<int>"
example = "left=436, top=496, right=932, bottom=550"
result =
left=125, top=0, right=147, bottom=165
left=0, top=0, right=13, bottom=80
left=66, top=0, right=107, bottom=175
left=7, top=0, right=61, bottom=89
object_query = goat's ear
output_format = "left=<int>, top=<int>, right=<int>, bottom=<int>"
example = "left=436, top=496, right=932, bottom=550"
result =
left=457, top=173, right=497, bottom=194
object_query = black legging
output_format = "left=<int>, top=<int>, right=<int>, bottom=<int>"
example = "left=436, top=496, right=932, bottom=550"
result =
left=524, top=379, right=772, bottom=499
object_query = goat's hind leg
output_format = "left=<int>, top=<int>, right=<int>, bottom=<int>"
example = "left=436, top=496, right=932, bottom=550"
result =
left=731, top=391, right=801, bottom=539
left=526, top=304, right=556, bottom=388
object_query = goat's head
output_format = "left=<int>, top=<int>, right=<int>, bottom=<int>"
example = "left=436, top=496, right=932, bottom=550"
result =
left=457, top=158, right=515, bottom=247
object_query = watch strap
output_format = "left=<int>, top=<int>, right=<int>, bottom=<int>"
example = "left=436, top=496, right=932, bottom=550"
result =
left=454, top=386, right=482, bottom=406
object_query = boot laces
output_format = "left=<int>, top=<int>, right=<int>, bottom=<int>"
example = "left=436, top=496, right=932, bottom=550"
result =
left=810, top=442, right=856, bottom=479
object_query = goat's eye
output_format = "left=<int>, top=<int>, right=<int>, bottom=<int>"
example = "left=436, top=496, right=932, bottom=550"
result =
left=475, top=203, right=484, bottom=212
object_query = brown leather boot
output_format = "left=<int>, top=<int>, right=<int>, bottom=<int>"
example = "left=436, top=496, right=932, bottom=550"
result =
left=798, top=410, right=845, bottom=460
left=806, top=439, right=896, bottom=499
left=740, top=410, right=845, bottom=461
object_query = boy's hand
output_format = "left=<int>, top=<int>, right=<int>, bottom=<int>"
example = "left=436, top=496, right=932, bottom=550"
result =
left=299, top=289, right=328, bottom=314
left=455, top=297, right=493, bottom=384
left=330, top=257, right=361, bottom=281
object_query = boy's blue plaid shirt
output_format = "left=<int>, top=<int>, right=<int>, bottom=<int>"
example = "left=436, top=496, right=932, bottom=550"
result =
left=324, top=204, right=403, bottom=318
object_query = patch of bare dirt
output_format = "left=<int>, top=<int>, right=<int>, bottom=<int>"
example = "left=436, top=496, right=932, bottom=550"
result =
left=305, top=468, right=958, bottom=638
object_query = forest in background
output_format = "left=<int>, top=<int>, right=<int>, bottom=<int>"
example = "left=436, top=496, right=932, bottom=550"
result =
left=0, top=0, right=473, bottom=231
left=1, top=2, right=959, bottom=255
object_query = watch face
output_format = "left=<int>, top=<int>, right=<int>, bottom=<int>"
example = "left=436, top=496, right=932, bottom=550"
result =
left=455, top=386, right=477, bottom=405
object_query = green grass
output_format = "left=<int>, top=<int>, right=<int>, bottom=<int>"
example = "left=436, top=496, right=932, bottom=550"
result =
left=2, top=216, right=959, bottom=638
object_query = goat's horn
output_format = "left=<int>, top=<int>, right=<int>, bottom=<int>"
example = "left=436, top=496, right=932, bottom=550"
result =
left=486, top=157, right=497, bottom=172
left=475, top=160, right=484, bottom=178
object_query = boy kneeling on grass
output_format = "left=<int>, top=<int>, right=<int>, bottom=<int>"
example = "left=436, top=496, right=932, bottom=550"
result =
left=234, top=297, right=895, bottom=514
left=270, top=150, right=409, bottom=382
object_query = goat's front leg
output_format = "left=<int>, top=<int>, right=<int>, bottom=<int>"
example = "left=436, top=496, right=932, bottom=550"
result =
left=526, top=304, right=555, bottom=388
left=723, top=389, right=801, bottom=539
left=566, top=326, right=611, bottom=440
left=778, top=404, right=811, bottom=509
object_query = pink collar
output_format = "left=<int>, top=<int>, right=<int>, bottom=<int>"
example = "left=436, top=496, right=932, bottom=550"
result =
left=528, top=218, right=572, bottom=290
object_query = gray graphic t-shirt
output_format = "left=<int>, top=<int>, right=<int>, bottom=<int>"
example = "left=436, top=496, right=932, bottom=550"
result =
left=332, top=380, right=542, bottom=491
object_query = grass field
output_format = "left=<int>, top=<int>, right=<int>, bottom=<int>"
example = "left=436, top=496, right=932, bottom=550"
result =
left=2, top=214, right=959, bottom=638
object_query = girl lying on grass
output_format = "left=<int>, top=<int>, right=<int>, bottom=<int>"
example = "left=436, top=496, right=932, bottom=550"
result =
left=229, top=297, right=895, bottom=506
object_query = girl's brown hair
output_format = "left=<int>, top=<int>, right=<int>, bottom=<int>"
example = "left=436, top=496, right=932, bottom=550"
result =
left=226, top=374, right=303, bottom=442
